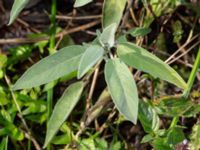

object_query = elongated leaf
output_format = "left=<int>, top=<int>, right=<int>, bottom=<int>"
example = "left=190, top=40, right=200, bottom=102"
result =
left=43, top=82, right=84, bottom=148
left=102, top=0, right=127, bottom=28
left=74, top=0, right=92, bottom=7
left=117, top=42, right=187, bottom=89
left=13, top=45, right=85, bottom=90
left=9, top=0, right=29, bottom=25
left=78, top=45, right=104, bottom=79
left=139, top=101, right=159, bottom=133
left=105, top=58, right=138, bottom=124
left=100, top=23, right=117, bottom=48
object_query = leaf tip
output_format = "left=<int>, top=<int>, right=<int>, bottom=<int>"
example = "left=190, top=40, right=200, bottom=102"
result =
left=73, top=3, right=79, bottom=8
left=177, top=79, right=187, bottom=90
left=43, top=141, right=48, bottom=149
left=132, top=117, right=138, bottom=125
left=74, top=0, right=92, bottom=8
left=12, top=80, right=24, bottom=91
left=8, top=12, right=15, bottom=26
left=77, top=70, right=82, bottom=79
left=11, top=84, right=19, bottom=91
left=7, top=20, right=13, bottom=26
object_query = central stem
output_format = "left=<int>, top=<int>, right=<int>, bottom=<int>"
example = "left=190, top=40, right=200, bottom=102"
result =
left=47, top=0, right=57, bottom=149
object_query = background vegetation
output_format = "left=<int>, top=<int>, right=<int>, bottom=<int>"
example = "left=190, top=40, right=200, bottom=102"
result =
left=0, top=0, right=200, bottom=149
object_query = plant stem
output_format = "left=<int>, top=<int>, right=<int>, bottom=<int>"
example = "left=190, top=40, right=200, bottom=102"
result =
left=5, top=136, right=8, bottom=150
left=170, top=47, right=200, bottom=127
left=86, top=67, right=100, bottom=110
left=28, top=139, right=31, bottom=150
left=47, top=0, right=57, bottom=120
left=49, top=0, right=57, bottom=54
left=47, top=88, right=53, bottom=117
left=169, top=117, right=178, bottom=129
left=47, top=87, right=53, bottom=149
left=47, top=0, right=57, bottom=149
left=170, top=47, right=200, bottom=130
left=183, top=47, right=200, bottom=98
left=47, top=86, right=53, bottom=150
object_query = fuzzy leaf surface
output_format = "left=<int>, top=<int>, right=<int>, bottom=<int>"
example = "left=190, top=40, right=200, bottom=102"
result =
left=105, top=58, right=138, bottom=124
left=117, top=42, right=187, bottom=89
left=102, top=0, right=126, bottom=28
left=78, top=45, right=104, bottom=78
left=74, top=0, right=92, bottom=7
left=13, top=45, right=85, bottom=90
left=9, top=0, right=29, bottom=25
left=43, top=82, right=84, bottom=148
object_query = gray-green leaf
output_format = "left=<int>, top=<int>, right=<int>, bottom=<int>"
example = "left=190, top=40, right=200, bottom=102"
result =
left=78, top=45, right=104, bottom=79
left=74, top=0, right=92, bottom=7
left=117, top=42, right=187, bottom=89
left=9, top=0, right=30, bottom=25
left=105, top=58, right=138, bottom=124
left=102, top=0, right=127, bottom=28
left=43, top=82, right=84, bottom=148
left=13, top=45, right=85, bottom=90
left=100, top=23, right=117, bottom=48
